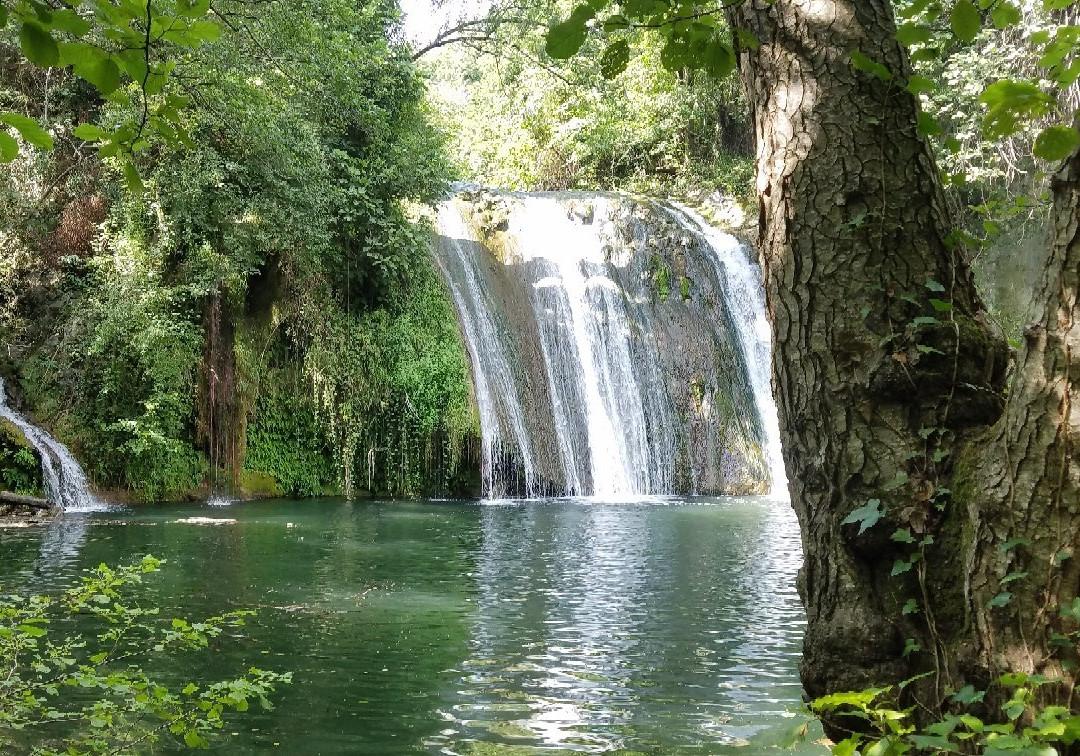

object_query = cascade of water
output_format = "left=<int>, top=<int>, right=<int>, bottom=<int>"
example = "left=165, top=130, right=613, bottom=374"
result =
left=434, top=203, right=540, bottom=497
left=434, top=190, right=780, bottom=499
left=0, top=376, right=98, bottom=510
left=663, top=204, right=789, bottom=498
left=510, top=198, right=676, bottom=498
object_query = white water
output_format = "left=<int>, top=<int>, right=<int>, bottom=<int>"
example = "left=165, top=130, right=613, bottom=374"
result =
left=0, top=376, right=101, bottom=511
left=435, top=192, right=784, bottom=499
left=664, top=204, right=789, bottom=498
left=509, top=199, right=677, bottom=497
left=435, top=204, right=541, bottom=497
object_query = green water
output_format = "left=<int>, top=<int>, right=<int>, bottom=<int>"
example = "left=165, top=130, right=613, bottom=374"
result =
left=0, top=496, right=826, bottom=754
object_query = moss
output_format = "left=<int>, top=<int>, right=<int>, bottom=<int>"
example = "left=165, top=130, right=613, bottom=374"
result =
left=239, top=470, right=283, bottom=499
left=0, top=419, right=43, bottom=496
left=680, top=275, right=691, bottom=301
left=650, top=254, right=671, bottom=300
left=924, top=439, right=982, bottom=636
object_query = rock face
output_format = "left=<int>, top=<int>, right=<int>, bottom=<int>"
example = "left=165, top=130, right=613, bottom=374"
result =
left=433, top=189, right=779, bottom=497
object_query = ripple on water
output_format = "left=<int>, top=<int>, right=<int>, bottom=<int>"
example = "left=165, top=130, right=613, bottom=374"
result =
left=0, top=496, right=827, bottom=754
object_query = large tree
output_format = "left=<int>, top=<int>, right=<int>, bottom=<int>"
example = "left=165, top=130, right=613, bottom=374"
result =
left=724, top=0, right=1080, bottom=731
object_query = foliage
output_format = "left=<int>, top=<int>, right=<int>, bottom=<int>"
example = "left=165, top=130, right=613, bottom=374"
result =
left=421, top=3, right=752, bottom=195
left=18, top=198, right=208, bottom=501
left=0, top=0, right=220, bottom=183
left=303, top=247, right=478, bottom=497
left=785, top=671, right=1080, bottom=754
left=0, top=555, right=290, bottom=753
left=243, top=381, right=335, bottom=498
left=0, top=420, right=41, bottom=496
left=0, top=0, right=475, bottom=499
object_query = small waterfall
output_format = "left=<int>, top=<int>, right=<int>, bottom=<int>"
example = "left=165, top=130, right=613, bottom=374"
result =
left=434, top=190, right=777, bottom=499
left=0, top=376, right=97, bottom=510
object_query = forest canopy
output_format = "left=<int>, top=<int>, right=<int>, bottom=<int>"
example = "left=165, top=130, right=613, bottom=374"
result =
left=0, top=0, right=477, bottom=501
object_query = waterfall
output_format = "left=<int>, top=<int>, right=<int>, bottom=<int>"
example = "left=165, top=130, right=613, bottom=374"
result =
left=663, top=204, right=788, bottom=498
left=434, top=190, right=780, bottom=499
left=435, top=204, right=542, bottom=497
left=0, top=376, right=97, bottom=510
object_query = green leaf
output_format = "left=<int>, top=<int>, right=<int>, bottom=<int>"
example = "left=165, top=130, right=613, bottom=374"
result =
left=123, top=159, right=145, bottom=193
left=813, top=688, right=885, bottom=711
left=917, top=111, right=942, bottom=136
left=925, top=279, right=946, bottom=292
left=892, top=558, right=915, bottom=576
left=73, top=123, right=108, bottom=142
left=884, top=471, right=909, bottom=490
left=601, top=13, right=629, bottom=32
left=980, top=80, right=1054, bottom=138
left=175, top=0, right=211, bottom=18
left=703, top=39, right=734, bottom=79
left=77, top=57, right=122, bottom=96
left=1000, top=571, right=1028, bottom=585
left=1059, top=597, right=1080, bottom=621
left=902, top=598, right=919, bottom=615
left=907, top=74, right=936, bottom=94
left=1034, top=125, right=1080, bottom=161
left=903, top=637, right=921, bottom=657
left=20, top=21, right=59, bottom=67
left=998, top=537, right=1029, bottom=553
left=896, top=23, right=932, bottom=46
left=842, top=498, right=885, bottom=535
left=187, top=19, right=221, bottom=42
left=850, top=50, right=892, bottom=81
left=49, top=9, right=91, bottom=36
left=929, top=298, right=954, bottom=312
left=891, top=528, right=916, bottom=544
left=0, top=113, right=53, bottom=149
left=599, top=39, right=630, bottom=79
left=116, top=48, right=148, bottom=83
left=990, top=1, right=1021, bottom=29
left=950, top=0, right=981, bottom=43
left=660, top=37, right=690, bottom=71
left=545, top=19, right=587, bottom=60
left=986, top=591, right=1012, bottom=608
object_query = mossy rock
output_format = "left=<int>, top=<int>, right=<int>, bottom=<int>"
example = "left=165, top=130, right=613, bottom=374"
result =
left=239, top=469, right=283, bottom=499
left=0, top=418, right=34, bottom=449
left=0, top=419, right=43, bottom=496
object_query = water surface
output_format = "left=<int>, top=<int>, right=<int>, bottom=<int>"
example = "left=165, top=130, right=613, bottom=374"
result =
left=0, top=496, right=824, bottom=754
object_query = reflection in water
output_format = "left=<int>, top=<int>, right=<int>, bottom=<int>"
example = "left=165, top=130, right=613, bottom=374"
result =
left=432, top=498, right=809, bottom=753
left=1, top=497, right=821, bottom=754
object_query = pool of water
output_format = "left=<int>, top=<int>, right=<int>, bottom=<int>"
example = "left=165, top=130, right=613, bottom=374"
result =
left=0, top=496, right=825, bottom=754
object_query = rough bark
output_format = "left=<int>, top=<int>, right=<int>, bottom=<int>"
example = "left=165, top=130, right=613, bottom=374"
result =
left=959, top=137, right=1080, bottom=698
left=724, top=0, right=1014, bottom=713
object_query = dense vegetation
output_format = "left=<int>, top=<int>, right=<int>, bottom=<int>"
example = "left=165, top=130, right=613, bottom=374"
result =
left=0, top=0, right=478, bottom=501
left=418, top=0, right=754, bottom=197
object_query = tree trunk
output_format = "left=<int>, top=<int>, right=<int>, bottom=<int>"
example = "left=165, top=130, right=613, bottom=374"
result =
left=959, top=137, right=1080, bottom=699
left=723, top=0, right=1018, bottom=717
